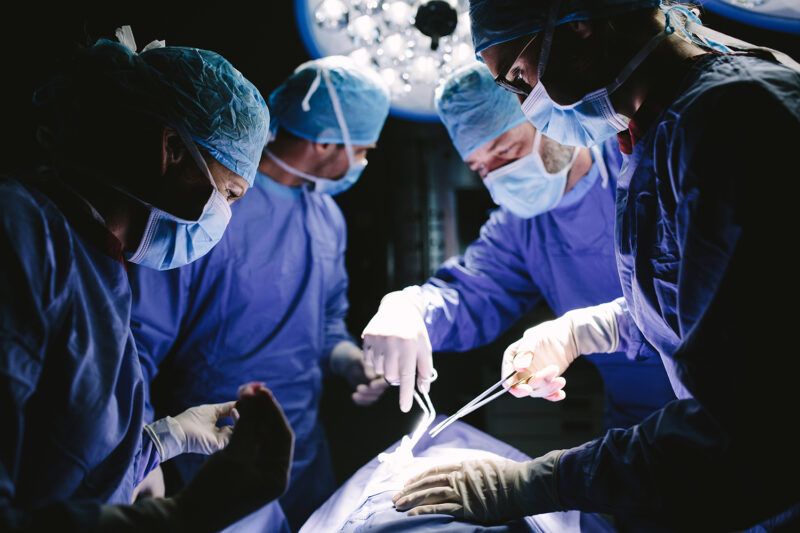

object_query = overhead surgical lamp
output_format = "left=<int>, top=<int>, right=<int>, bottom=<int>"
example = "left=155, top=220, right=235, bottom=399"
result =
left=294, top=0, right=475, bottom=122
left=698, top=0, right=800, bottom=34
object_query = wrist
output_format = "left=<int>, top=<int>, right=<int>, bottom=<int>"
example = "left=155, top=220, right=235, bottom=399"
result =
left=145, top=416, right=187, bottom=461
left=563, top=302, right=620, bottom=355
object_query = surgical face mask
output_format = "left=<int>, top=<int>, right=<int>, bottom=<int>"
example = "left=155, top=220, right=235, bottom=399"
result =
left=126, top=129, right=232, bottom=270
left=483, top=130, right=577, bottom=218
left=265, top=65, right=367, bottom=196
left=517, top=0, right=669, bottom=147
left=263, top=147, right=367, bottom=197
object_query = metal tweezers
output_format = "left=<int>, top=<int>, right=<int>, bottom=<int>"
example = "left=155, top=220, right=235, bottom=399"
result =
left=428, top=369, right=531, bottom=438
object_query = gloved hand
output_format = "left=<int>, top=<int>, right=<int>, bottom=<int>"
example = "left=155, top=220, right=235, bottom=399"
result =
left=132, top=465, right=165, bottom=501
left=145, top=401, right=238, bottom=461
left=502, top=302, right=621, bottom=399
left=98, top=383, right=294, bottom=532
left=329, top=341, right=390, bottom=406
left=362, top=286, right=435, bottom=413
left=392, top=451, right=565, bottom=524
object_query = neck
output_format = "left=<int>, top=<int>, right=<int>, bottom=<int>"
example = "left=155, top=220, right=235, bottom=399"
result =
left=610, top=33, right=707, bottom=118
left=259, top=144, right=307, bottom=188
left=62, top=169, right=147, bottom=253
left=564, top=148, right=593, bottom=194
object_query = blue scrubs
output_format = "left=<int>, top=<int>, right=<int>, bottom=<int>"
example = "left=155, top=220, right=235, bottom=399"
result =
left=129, top=171, right=353, bottom=531
left=0, top=177, right=160, bottom=531
left=420, top=141, right=676, bottom=429
left=556, top=54, right=800, bottom=529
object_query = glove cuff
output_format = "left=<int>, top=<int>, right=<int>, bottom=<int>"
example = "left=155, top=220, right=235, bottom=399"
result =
left=564, top=301, right=620, bottom=355
left=520, top=449, right=566, bottom=515
left=145, top=416, right=187, bottom=461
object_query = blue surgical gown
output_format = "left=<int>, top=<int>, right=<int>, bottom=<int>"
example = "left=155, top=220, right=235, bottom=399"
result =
left=129, top=171, right=354, bottom=531
left=420, top=141, right=676, bottom=429
left=556, top=53, right=800, bottom=529
left=0, top=177, right=159, bottom=531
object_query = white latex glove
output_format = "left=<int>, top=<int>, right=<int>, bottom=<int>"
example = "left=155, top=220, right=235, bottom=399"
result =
left=392, top=451, right=564, bottom=523
left=502, top=302, right=622, bottom=399
left=362, top=286, right=435, bottom=413
left=145, top=401, right=239, bottom=461
left=131, top=464, right=165, bottom=501
left=329, top=341, right=390, bottom=406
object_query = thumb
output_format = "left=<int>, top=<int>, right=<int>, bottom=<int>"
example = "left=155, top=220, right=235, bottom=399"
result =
left=214, top=400, right=238, bottom=420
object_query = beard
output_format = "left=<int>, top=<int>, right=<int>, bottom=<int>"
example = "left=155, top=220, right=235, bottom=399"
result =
left=538, top=135, right=575, bottom=174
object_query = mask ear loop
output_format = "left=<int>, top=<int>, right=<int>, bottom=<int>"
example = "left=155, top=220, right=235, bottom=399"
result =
left=321, top=67, right=357, bottom=167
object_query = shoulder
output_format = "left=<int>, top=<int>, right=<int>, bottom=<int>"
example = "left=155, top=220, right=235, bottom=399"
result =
left=662, top=55, right=800, bottom=140
left=0, top=177, right=75, bottom=300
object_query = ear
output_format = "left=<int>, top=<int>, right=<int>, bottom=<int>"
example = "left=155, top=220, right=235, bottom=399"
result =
left=569, top=20, right=593, bottom=39
left=160, top=126, right=187, bottom=176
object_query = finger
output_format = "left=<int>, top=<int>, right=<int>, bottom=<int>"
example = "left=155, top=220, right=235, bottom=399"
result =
left=513, top=351, right=533, bottom=370
left=544, top=389, right=566, bottom=402
left=215, top=425, right=234, bottom=450
left=231, top=407, right=240, bottom=424
left=382, top=337, right=401, bottom=386
left=363, top=339, right=375, bottom=368
left=394, top=486, right=460, bottom=510
left=406, top=503, right=464, bottom=517
left=529, top=378, right=565, bottom=399
left=415, top=340, right=434, bottom=395
left=509, top=384, right=532, bottom=398
left=532, top=364, right=560, bottom=383
left=395, top=338, right=417, bottom=413
left=363, top=362, right=378, bottom=381
left=214, top=400, right=238, bottom=419
left=401, top=463, right=463, bottom=489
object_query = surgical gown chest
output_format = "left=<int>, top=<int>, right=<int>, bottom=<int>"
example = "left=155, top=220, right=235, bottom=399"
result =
left=614, top=53, right=800, bottom=389
left=129, top=172, right=352, bottom=515
left=0, top=179, right=145, bottom=507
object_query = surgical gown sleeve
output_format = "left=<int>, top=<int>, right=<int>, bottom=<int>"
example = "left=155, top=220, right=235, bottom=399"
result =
left=420, top=208, right=542, bottom=352
left=129, top=264, right=190, bottom=422
left=321, top=200, right=356, bottom=369
left=555, top=81, right=800, bottom=529
left=0, top=186, right=101, bottom=531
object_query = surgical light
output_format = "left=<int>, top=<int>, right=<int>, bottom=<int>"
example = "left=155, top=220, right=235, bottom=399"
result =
left=296, top=0, right=476, bottom=121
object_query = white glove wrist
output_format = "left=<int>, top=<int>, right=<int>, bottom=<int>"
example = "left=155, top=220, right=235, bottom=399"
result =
left=562, top=301, right=621, bottom=355
left=145, top=416, right=187, bottom=461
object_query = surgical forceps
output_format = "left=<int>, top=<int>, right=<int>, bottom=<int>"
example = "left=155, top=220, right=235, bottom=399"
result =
left=428, top=365, right=532, bottom=439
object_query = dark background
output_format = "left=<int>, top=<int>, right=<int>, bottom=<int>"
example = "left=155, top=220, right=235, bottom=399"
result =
left=2, top=5, right=797, bottom=487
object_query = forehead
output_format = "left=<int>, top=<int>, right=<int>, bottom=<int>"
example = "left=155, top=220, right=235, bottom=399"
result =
left=465, top=123, right=531, bottom=163
left=479, top=35, right=536, bottom=77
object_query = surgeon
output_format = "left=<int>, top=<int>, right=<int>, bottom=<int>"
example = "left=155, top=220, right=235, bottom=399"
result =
left=393, top=1, right=800, bottom=530
left=0, top=28, right=294, bottom=532
left=362, top=62, right=675, bottom=431
left=128, top=55, right=391, bottom=531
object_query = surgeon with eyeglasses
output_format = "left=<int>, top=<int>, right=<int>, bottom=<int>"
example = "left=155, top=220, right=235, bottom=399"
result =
left=362, top=62, right=675, bottom=434
left=393, top=0, right=800, bottom=530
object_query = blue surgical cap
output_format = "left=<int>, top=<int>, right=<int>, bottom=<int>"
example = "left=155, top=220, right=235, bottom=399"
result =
left=470, top=0, right=661, bottom=55
left=269, top=56, right=391, bottom=146
left=36, top=39, right=269, bottom=186
left=435, top=63, right=527, bottom=159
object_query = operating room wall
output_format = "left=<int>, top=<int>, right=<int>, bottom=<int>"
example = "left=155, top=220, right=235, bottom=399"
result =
left=3, top=5, right=799, bottom=487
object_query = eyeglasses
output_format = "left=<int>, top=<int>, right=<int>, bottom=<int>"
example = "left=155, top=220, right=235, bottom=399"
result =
left=494, top=33, right=539, bottom=97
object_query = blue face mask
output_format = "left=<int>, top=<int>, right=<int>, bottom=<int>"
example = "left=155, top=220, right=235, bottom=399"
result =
left=263, top=147, right=367, bottom=197
left=483, top=130, right=577, bottom=218
left=519, top=7, right=669, bottom=148
left=263, top=65, right=369, bottom=196
left=126, top=131, right=232, bottom=270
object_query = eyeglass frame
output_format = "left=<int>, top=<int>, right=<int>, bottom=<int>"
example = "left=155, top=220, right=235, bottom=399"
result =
left=493, top=33, right=540, bottom=97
